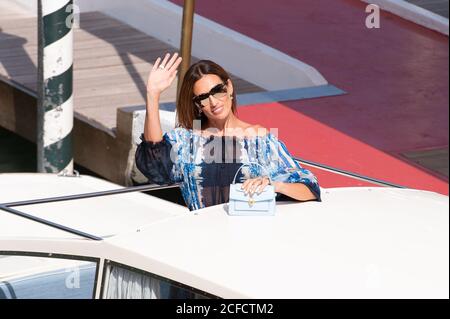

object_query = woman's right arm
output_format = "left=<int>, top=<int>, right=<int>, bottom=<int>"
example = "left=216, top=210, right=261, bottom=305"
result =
left=144, top=52, right=182, bottom=142
left=135, top=53, right=183, bottom=185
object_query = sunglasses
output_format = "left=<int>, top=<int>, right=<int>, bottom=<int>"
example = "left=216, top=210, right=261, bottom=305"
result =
left=193, top=83, right=228, bottom=108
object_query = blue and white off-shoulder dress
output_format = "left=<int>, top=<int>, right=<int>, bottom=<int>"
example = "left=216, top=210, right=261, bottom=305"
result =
left=135, top=128, right=321, bottom=211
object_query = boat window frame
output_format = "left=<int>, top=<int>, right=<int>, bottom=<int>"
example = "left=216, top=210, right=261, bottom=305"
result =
left=0, top=250, right=101, bottom=299
left=99, top=259, right=220, bottom=299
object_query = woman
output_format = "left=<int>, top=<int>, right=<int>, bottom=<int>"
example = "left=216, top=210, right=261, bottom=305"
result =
left=135, top=52, right=320, bottom=211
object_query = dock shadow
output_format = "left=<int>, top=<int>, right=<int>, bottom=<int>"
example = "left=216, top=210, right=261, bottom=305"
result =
left=0, top=27, right=37, bottom=86
left=78, top=12, right=175, bottom=101
left=0, top=27, right=38, bottom=144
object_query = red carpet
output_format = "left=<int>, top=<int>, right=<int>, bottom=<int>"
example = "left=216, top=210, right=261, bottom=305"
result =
left=238, top=103, right=448, bottom=194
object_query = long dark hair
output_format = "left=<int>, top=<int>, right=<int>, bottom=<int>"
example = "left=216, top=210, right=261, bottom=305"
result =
left=176, top=60, right=237, bottom=129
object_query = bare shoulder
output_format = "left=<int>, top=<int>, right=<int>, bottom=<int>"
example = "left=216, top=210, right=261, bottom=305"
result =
left=243, top=124, right=269, bottom=137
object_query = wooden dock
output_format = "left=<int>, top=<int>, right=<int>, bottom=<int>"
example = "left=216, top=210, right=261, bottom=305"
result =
left=0, top=9, right=263, bottom=134
left=0, top=5, right=264, bottom=183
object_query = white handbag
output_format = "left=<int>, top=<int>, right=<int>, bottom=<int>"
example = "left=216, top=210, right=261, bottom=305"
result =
left=228, top=162, right=276, bottom=216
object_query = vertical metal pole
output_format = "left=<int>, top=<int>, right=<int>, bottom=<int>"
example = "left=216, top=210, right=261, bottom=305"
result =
left=37, top=0, right=74, bottom=174
left=176, top=0, right=195, bottom=101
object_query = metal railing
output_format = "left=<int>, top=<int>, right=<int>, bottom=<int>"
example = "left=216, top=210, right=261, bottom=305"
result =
left=294, top=157, right=405, bottom=188
left=2, top=183, right=181, bottom=208
left=0, top=183, right=180, bottom=241
left=0, top=204, right=103, bottom=241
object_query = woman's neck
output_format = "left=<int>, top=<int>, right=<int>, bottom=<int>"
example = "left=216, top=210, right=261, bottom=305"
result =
left=203, top=114, right=240, bottom=135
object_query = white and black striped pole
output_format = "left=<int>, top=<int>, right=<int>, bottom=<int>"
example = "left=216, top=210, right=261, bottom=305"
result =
left=37, top=0, right=74, bottom=174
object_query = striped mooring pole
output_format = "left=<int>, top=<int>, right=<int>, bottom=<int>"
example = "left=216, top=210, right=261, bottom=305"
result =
left=37, top=0, right=74, bottom=174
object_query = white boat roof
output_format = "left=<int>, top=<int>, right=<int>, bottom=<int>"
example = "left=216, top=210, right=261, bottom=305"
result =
left=0, top=173, right=187, bottom=239
left=0, top=173, right=448, bottom=298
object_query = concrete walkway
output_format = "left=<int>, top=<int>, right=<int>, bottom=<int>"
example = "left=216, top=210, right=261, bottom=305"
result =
left=170, top=0, right=449, bottom=194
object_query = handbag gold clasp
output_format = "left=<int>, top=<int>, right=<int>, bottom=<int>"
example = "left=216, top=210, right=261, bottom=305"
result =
left=248, top=197, right=255, bottom=207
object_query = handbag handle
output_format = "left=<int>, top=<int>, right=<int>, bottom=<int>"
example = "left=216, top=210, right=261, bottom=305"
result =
left=231, top=162, right=272, bottom=185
